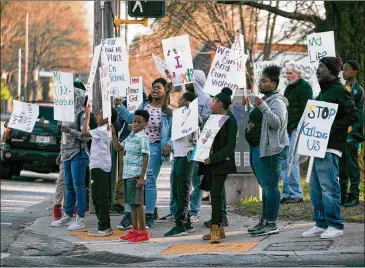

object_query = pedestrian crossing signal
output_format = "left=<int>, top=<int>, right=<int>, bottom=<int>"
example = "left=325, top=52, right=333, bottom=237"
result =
left=128, top=1, right=166, bottom=18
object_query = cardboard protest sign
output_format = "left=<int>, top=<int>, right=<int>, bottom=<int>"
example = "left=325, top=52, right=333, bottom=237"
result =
left=8, top=100, right=39, bottom=133
left=297, top=100, right=338, bottom=158
left=127, top=77, right=143, bottom=112
left=152, top=53, right=171, bottom=77
left=204, top=46, right=241, bottom=97
left=171, top=98, right=199, bottom=141
left=190, top=114, right=229, bottom=162
left=53, top=71, right=74, bottom=122
left=101, top=37, right=129, bottom=97
left=99, top=65, right=111, bottom=120
left=85, top=44, right=102, bottom=100
left=162, top=34, right=194, bottom=86
left=232, top=33, right=248, bottom=89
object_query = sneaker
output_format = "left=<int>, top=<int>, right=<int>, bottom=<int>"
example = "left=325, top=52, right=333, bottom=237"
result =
left=53, top=204, right=62, bottom=220
left=128, top=230, right=151, bottom=243
left=154, top=207, right=159, bottom=220
left=120, top=228, right=138, bottom=241
left=164, top=226, right=188, bottom=237
left=158, top=214, right=175, bottom=222
left=248, top=218, right=266, bottom=233
left=343, top=199, right=359, bottom=207
left=280, top=198, right=290, bottom=204
left=51, top=213, right=73, bottom=227
left=190, top=215, right=200, bottom=223
left=250, top=223, right=279, bottom=237
left=117, top=212, right=132, bottom=230
left=185, top=222, right=195, bottom=233
left=302, top=226, right=326, bottom=238
left=68, top=215, right=86, bottom=231
left=288, top=198, right=304, bottom=204
left=88, top=228, right=113, bottom=237
left=320, top=226, right=343, bottom=239
left=146, top=213, right=154, bottom=229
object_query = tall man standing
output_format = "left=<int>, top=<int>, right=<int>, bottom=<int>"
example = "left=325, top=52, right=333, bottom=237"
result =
left=302, top=57, right=359, bottom=239
left=340, top=60, right=364, bottom=207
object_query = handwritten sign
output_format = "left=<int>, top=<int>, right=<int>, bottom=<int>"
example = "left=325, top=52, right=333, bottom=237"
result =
left=85, top=44, right=102, bottom=100
left=99, top=65, right=111, bottom=120
left=297, top=100, right=338, bottom=158
left=152, top=53, right=171, bottom=77
left=162, top=34, right=194, bottom=86
left=53, top=71, right=74, bottom=122
left=101, top=37, right=129, bottom=97
left=8, top=100, right=39, bottom=133
left=232, top=33, right=248, bottom=89
left=171, top=98, right=199, bottom=141
left=190, top=114, right=229, bottom=162
left=127, top=77, right=143, bottom=112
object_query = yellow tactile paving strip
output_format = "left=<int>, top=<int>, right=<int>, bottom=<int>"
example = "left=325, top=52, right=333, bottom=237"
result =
left=70, top=229, right=127, bottom=241
left=160, top=241, right=259, bottom=255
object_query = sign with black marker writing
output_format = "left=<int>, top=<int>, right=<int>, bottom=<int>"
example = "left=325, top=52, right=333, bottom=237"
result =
left=8, top=100, right=39, bottom=133
left=171, top=98, right=199, bottom=141
left=86, top=44, right=102, bottom=99
left=53, top=71, right=74, bottom=122
left=127, top=77, right=143, bottom=112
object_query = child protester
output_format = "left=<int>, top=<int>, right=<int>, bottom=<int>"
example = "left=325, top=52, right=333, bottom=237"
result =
left=161, top=83, right=198, bottom=237
left=81, top=104, right=118, bottom=237
left=110, top=110, right=151, bottom=243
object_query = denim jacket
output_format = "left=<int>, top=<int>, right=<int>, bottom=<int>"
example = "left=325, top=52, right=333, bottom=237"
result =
left=117, top=100, right=172, bottom=161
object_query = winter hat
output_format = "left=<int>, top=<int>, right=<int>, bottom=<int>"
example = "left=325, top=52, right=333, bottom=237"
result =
left=345, top=60, right=360, bottom=71
left=215, top=87, right=233, bottom=109
left=319, top=57, right=343, bottom=77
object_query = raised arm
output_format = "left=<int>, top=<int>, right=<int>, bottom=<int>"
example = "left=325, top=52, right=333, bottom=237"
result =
left=161, top=82, right=173, bottom=117
left=81, top=104, right=91, bottom=137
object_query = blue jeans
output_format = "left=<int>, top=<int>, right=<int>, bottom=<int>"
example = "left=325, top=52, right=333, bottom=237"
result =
left=310, top=152, right=344, bottom=230
left=125, top=142, right=162, bottom=214
left=281, top=129, right=303, bottom=199
left=250, top=146, right=287, bottom=222
left=63, top=150, right=89, bottom=217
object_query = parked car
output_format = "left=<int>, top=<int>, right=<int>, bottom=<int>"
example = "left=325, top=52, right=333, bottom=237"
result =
left=1, top=101, right=60, bottom=179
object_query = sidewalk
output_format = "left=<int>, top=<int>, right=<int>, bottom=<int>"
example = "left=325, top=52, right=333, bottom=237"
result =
left=26, top=163, right=364, bottom=260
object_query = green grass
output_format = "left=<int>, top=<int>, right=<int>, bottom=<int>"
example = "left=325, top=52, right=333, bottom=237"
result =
left=238, top=178, right=365, bottom=223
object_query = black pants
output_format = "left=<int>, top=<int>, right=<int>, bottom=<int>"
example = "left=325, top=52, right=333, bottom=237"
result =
left=172, top=157, right=194, bottom=227
left=339, top=142, right=361, bottom=201
left=207, top=173, right=228, bottom=225
left=91, top=168, right=111, bottom=231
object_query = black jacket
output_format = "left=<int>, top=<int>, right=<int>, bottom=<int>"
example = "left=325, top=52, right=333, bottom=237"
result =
left=348, top=80, right=364, bottom=143
left=317, top=78, right=359, bottom=152
left=284, top=78, right=313, bottom=134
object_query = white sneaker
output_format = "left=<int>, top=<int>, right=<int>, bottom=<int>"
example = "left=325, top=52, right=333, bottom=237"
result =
left=302, top=226, right=326, bottom=237
left=68, top=215, right=86, bottom=231
left=320, top=226, right=343, bottom=239
left=88, top=228, right=113, bottom=237
left=190, top=215, right=200, bottom=223
left=51, top=214, right=73, bottom=227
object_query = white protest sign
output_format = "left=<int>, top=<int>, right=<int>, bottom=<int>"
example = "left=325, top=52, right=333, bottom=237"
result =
left=232, top=33, right=248, bottom=89
left=171, top=98, right=199, bottom=141
left=53, top=71, right=74, bottom=122
left=85, top=44, right=102, bottom=100
left=190, top=114, right=229, bottom=162
left=204, top=46, right=240, bottom=97
left=99, top=65, right=111, bottom=120
left=297, top=100, right=338, bottom=158
left=101, top=37, right=129, bottom=97
left=127, top=77, right=143, bottom=112
left=152, top=53, right=171, bottom=77
left=162, top=34, right=194, bottom=86
left=8, top=100, right=39, bottom=133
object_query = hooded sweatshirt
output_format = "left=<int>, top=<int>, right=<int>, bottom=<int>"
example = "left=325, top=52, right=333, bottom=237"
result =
left=193, top=70, right=212, bottom=124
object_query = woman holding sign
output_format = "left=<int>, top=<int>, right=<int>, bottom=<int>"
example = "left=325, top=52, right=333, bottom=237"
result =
left=243, top=65, right=289, bottom=237
left=117, top=78, right=172, bottom=229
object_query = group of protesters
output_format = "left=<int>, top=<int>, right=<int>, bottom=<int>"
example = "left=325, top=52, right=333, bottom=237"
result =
left=41, top=56, right=363, bottom=244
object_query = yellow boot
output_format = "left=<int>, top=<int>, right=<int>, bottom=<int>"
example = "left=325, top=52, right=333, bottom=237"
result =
left=210, top=224, right=220, bottom=243
left=202, top=226, right=226, bottom=240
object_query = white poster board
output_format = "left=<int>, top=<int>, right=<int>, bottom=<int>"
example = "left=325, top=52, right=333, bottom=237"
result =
left=152, top=53, right=171, bottom=77
left=232, top=33, right=248, bottom=89
left=297, top=100, right=338, bottom=158
left=204, top=46, right=241, bottom=97
left=53, top=71, right=74, bottom=122
left=85, top=44, right=102, bottom=100
left=127, top=77, right=143, bottom=112
left=8, top=100, right=39, bottom=133
left=101, top=37, right=129, bottom=97
left=162, top=34, right=194, bottom=86
left=99, top=65, right=111, bottom=120
left=190, top=114, right=229, bottom=162
left=171, top=98, right=199, bottom=141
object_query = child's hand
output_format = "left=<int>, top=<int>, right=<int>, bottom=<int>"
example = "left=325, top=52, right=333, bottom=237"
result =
left=39, top=117, right=46, bottom=128
left=84, top=104, right=91, bottom=118
left=108, top=124, right=116, bottom=136
left=136, top=177, right=144, bottom=189
left=204, top=158, right=211, bottom=165
left=166, top=82, right=173, bottom=93
left=162, top=144, right=171, bottom=157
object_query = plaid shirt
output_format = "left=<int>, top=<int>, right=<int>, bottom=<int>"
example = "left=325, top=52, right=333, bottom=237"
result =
left=122, top=130, right=150, bottom=179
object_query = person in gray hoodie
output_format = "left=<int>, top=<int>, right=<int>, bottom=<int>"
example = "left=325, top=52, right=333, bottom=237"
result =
left=243, top=65, right=289, bottom=237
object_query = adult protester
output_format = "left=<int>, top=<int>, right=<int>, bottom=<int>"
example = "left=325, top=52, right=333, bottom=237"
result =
left=117, top=78, right=172, bottom=229
left=281, top=61, right=313, bottom=204
left=243, top=65, right=289, bottom=237
left=339, top=60, right=364, bottom=207
left=302, top=57, right=358, bottom=239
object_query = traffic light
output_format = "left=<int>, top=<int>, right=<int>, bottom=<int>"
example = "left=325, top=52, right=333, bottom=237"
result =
left=128, top=1, right=165, bottom=18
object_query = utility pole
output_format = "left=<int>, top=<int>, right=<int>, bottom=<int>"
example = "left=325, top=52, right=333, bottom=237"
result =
left=18, top=48, right=22, bottom=100
left=24, top=12, right=29, bottom=101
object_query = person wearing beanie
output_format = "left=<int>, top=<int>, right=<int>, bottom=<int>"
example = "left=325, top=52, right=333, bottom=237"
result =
left=281, top=62, right=313, bottom=204
left=242, top=65, right=289, bottom=237
left=339, top=60, right=364, bottom=207
left=198, top=87, right=237, bottom=243
left=302, top=57, right=359, bottom=239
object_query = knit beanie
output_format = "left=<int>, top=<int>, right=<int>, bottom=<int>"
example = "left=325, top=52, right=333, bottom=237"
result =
left=345, top=60, right=360, bottom=71
left=319, top=57, right=343, bottom=77
left=215, top=87, right=233, bottom=108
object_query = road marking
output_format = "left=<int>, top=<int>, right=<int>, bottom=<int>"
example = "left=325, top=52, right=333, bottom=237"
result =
left=1, top=253, right=11, bottom=260
left=1, top=222, right=12, bottom=225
